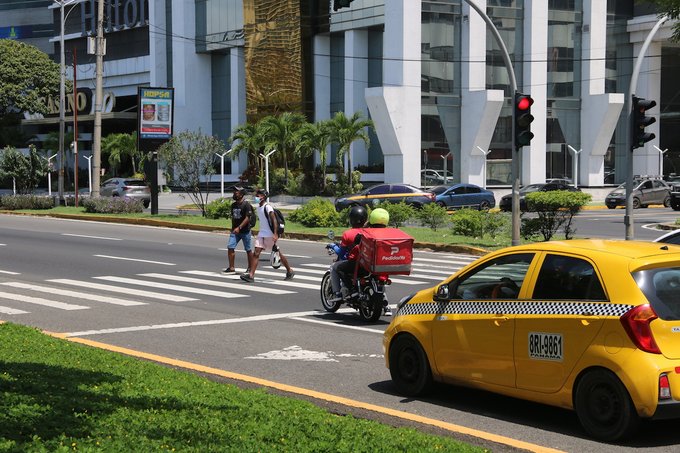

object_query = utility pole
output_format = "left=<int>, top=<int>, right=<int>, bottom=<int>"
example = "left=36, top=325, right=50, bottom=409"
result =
left=91, top=0, right=105, bottom=197
left=57, top=0, right=66, bottom=203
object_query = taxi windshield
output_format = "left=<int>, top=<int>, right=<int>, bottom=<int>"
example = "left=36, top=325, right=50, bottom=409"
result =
left=634, top=267, right=680, bottom=320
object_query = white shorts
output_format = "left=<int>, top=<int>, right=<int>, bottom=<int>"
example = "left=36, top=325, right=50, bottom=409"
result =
left=255, top=236, right=276, bottom=251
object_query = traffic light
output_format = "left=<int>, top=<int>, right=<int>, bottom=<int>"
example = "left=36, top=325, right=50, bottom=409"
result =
left=514, top=93, right=535, bottom=148
left=632, top=95, right=656, bottom=149
left=333, top=0, right=353, bottom=11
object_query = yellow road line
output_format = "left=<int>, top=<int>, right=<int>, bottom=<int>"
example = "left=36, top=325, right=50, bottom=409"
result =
left=44, top=330, right=564, bottom=453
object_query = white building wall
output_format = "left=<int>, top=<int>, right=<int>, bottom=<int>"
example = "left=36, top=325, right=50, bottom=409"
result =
left=230, top=46, right=247, bottom=175
left=345, top=29, right=369, bottom=168
left=365, top=0, right=420, bottom=186
left=314, top=34, right=331, bottom=168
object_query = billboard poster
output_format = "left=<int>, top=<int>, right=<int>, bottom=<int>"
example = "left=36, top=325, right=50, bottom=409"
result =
left=138, top=87, right=174, bottom=141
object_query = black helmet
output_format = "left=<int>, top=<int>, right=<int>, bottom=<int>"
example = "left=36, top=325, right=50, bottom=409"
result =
left=348, top=205, right=368, bottom=228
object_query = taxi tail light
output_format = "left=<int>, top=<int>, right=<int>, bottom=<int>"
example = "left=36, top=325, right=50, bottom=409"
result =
left=659, top=374, right=672, bottom=400
left=620, top=304, right=661, bottom=354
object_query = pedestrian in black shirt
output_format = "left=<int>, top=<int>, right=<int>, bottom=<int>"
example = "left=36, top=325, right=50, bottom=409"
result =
left=222, top=187, right=254, bottom=273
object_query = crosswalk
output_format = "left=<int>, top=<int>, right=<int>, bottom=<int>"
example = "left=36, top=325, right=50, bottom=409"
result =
left=0, top=253, right=480, bottom=316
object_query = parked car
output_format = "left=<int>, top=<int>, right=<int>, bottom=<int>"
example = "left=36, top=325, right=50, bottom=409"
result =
left=654, top=229, right=680, bottom=245
left=334, top=183, right=435, bottom=211
left=545, top=178, right=573, bottom=186
left=421, top=169, right=453, bottom=186
left=666, top=180, right=680, bottom=211
left=429, top=183, right=495, bottom=210
left=100, top=178, right=151, bottom=208
left=384, top=239, right=680, bottom=441
left=605, top=178, right=670, bottom=209
left=498, top=182, right=581, bottom=212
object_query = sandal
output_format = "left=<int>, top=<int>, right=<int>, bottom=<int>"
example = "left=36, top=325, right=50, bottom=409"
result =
left=221, top=268, right=236, bottom=274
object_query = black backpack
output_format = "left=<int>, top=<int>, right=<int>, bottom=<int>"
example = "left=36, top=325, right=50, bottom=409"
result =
left=265, top=204, right=285, bottom=235
left=247, top=203, right=257, bottom=229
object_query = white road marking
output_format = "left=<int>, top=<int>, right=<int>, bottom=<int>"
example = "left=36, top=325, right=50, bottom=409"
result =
left=94, top=255, right=175, bottom=266
left=0, top=293, right=88, bottom=310
left=0, top=243, right=6, bottom=246
left=294, top=264, right=427, bottom=285
left=209, top=272, right=320, bottom=290
left=62, top=233, right=122, bottom=241
left=244, top=345, right=383, bottom=362
left=413, top=256, right=477, bottom=265
left=49, top=279, right=196, bottom=302
left=291, top=316, right=384, bottom=334
left=0, top=305, right=29, bottom=314
left=142, top=273, right=294, bottom=295
left=93, top=276, right=246, bottom=298
left=1, top=282, right=147, bottom=306
left=65, top=309, right=344, bottom=337
left=0, top=270, right=20, bottom=275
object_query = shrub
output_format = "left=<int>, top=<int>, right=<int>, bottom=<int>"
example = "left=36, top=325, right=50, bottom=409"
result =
left=450, top=209, right=508, bottom=238
left=288, top=197, right=341, bottom=227
left=81, top=197, right=144, bottom=214
left=204, top=197, right=232, bottom=220
left=415, top=202, right=449, bottom=231
left=525, top=190, right=592, bottom=240
left=0, top=195, right=54, bottom=210
left=381, top=201, right=416, bottom=228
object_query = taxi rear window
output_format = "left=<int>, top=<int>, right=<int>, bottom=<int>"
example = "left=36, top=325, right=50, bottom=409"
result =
left=634, top=268, right=680, bottom=320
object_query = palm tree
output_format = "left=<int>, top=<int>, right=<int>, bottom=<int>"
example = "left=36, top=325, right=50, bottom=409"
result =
left=259, top=112, right=307, bottom=183
left=229, top=122, right=266, bottom=175
left=101, top=132, right=140, bottom=176
left=291, top=120, right=333, bottom=190
left=328, top=111, right=373, bottom=180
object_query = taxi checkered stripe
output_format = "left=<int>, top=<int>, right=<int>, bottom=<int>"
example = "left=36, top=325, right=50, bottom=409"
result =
left=398, top=301, right=635, bottom=317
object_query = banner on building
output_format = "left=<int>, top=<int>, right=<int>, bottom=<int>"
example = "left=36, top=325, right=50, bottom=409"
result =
left=138, top=87, right=174, bottom=150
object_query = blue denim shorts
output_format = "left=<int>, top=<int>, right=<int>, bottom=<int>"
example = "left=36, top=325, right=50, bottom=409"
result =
left=228, top=232, right=253, bottom=252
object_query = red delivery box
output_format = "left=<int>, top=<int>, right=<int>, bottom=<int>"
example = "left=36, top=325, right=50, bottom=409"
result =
left=358, top=227, right=414, bottom=275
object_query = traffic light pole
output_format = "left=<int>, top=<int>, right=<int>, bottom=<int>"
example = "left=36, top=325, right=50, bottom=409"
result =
left=462, top=0, right=522, bottom=244
left=625, top=15, right=667, bottom=240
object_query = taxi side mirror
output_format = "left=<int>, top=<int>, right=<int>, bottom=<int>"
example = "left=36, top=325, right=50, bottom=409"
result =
left=433, top=284, right=449, bottom=301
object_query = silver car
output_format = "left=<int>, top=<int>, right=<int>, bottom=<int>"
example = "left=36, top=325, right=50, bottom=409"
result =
left=605, top=178, right=670, bottom=209
left=100, top=178, right=151, bottom=208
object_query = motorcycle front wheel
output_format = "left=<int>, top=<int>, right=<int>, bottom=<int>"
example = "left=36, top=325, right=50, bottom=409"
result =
left=320, top=271, right=342, bottom=312
left=359, top=288, right=383, bottom=322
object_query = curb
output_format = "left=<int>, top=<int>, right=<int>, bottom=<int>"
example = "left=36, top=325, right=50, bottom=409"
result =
left=1, top=211, right=490, bottom=256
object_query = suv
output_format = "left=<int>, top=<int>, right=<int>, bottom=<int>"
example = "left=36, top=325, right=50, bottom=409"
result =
left=670, top=182, right=680, bottom=211
left=605, top=176, right=671, bottom=209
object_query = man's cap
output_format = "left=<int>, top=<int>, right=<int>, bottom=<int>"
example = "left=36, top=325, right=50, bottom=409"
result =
left=256, top=188, right=269, bottom=197
left=233, top=186, right=247, bottom=194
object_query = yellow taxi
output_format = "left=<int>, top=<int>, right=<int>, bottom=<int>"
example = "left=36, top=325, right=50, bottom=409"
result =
left=383, top=240, right=680, bottom=441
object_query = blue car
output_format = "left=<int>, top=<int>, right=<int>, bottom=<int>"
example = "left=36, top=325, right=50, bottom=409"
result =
left=430, top=183, right=495, bottom=210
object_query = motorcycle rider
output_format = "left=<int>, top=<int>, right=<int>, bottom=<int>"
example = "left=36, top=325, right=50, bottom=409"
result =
left=329, top=205, right=368, bottom=300
left=336, top=207, right=392, bottom=315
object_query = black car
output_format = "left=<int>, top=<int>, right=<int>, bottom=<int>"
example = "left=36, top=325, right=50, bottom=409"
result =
left=499, top=182, right=581, bottom=212
left=334, top=183, right=435, bottom=211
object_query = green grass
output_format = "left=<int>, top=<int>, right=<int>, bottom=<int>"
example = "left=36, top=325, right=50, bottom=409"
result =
left=12, top=206, right=512, bottom=249
left=0, top=323, right=486, bottom=452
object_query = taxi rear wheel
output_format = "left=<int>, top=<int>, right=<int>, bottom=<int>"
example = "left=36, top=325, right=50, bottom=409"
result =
left=574, top=369, right=639, bottom=441
left=389, top=335, right=433, bottom=397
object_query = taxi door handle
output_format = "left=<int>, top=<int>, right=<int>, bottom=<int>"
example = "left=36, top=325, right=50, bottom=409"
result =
left=493, top=315, right=510, bottom=326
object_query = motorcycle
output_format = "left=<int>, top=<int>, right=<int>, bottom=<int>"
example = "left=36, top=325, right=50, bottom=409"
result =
left=319, top=235, right=390, bottom=322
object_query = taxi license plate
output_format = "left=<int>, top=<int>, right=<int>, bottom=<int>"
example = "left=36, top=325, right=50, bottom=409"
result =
left=528, top=332, right=563, bottom=361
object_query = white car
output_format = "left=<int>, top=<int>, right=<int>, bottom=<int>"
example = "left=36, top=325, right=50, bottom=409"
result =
left=421, top=169, right=453, bottom=185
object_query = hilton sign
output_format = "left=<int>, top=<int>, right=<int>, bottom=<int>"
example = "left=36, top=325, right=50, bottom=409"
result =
left=80, top=0, right=147, bottom=35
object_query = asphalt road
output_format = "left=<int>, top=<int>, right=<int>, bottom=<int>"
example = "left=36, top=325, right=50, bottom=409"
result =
left=2, top=214, right=680, bottom=452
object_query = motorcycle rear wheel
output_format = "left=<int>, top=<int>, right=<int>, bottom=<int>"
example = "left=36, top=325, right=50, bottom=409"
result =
left=320, top=272, right=341, bottom=312
left=359, top=289, right=383, bottom=322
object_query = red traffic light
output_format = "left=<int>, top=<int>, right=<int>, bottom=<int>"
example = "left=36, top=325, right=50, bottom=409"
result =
left=516, top=96, right=533, bottom=111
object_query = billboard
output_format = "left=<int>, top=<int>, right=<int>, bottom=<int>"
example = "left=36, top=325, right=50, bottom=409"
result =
left=138, top=87, right=174, bottom=144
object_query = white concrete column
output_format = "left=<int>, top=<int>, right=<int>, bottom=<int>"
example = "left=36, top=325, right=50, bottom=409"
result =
left=345, top=29, right=369, bottom=168
left=365, top=0, right=421, bottom=186
left=230, top=46, right=247, bottom=175
left=148, top=0, right=167, bottom=87
left=314, top=34, right=331, bottom=168
left=579, top=0, right=624, bottom=186
left=171, top=0, right=211, bottom=133
left=522, top=1, right=548, bottom=184
left=460, top=0, right=504, bottom=186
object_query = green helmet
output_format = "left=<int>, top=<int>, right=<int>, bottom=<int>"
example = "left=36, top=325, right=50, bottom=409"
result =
left=368, top=208, right=389, bottom=226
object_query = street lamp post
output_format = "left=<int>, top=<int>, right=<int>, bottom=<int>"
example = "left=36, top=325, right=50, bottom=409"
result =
left=440, top=152, right=452, bottom=184
left=84, top=154, right=92, bottom=195
left=476, top=146, right=491, bottom=189
left=567, top=145, right=582, bottom=189
left=54, top=0, right=78, bottom=203
left=47, top=153, right=57, bottom=196
left=654, top=145, right=668, bottom=177
left=215, top=148, right=232, bottom=198
left=259, top=149, right=277, bottom=194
